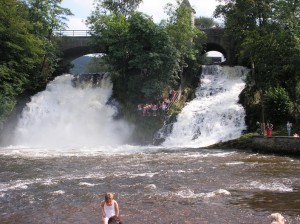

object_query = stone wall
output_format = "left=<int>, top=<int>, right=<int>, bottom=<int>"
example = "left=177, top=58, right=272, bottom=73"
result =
left=252, top=136, right=300, bottom=156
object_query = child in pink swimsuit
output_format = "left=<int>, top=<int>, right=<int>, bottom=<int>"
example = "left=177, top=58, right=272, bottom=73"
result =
left=101, top=192, right=119, bottom=224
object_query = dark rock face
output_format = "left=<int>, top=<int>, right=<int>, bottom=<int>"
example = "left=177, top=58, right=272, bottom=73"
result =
left=252, top=136, right=300, bottom=156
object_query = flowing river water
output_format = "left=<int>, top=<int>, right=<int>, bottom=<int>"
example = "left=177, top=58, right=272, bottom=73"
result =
left=0, top=66, right=300, bottom=223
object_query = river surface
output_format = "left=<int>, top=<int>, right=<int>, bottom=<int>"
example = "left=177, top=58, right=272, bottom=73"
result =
left=1, top=66, right=300, bottom=223
left=0, top=147, right=300, bottom=223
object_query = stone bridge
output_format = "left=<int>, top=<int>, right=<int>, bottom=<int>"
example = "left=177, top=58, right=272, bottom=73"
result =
left=55, top=28, right=236, bottom=66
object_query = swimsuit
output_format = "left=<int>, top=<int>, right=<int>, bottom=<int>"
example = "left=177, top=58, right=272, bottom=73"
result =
left=104, top=201, right=115, bottom=218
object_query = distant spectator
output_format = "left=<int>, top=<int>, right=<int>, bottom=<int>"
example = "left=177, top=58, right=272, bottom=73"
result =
left=266, top=120, right=273, bottom=137
left=256, top=121, right=261, bottom=135
left=137, top=104, right=142, bottom=115
left=169, top=89, right=173, bottom=99
left=152, top=104, right=158, bottom=116
left=161, top=102, right=167, bottom=112
left=171, top=89, right=176, bottom=99
left=165, top=98, right=170, bottom=107
left=287, top=121, right=292, bottom=136
left=143, top=104, right=148, bottom=116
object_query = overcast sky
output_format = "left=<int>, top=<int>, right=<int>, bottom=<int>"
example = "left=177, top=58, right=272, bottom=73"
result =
left=61, top=0, right=221, bottom=30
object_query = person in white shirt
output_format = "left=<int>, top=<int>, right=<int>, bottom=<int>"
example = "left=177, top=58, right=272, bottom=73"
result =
left=101, top=192, right=119, bottom=224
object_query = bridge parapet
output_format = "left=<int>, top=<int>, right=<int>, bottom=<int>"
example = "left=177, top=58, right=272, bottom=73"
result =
left=56, top=36, right=91, bottom=51
left=54, top=30, right=91, bottom=36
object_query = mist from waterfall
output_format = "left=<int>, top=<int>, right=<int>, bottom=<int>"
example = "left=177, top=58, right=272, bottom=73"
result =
left=163, top=65, right=249, bottom=148
left=12, top=74, right=133, bottom=148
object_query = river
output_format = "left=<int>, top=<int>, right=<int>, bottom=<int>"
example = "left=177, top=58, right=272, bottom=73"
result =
left=0, top=66, right=299, bottom=223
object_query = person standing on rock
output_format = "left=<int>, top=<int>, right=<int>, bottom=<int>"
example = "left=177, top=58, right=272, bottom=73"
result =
left=287, top=121, right=292, bottom=136
left=266, top=121, right=273, bottom=137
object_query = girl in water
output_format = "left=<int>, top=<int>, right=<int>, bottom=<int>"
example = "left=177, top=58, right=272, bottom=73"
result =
left=101, top=192, right=119, bottom=224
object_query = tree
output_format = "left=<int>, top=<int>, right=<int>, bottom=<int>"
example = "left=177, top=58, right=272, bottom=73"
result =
left=87, top=11, right=179, bottom=102
left=92, top=0, right=143, bottom=17
left=86, top=55, right=110, bottom=73
left=194, top=16, right=220, bottom=29
left=125, top=13, right=179, bottom=100
left=264, top=87, right=294, bottom=123
left=24, top=0, right=73, bottom=89
left=0, top=0, right=73, bottom=128
left=215, top=0, right=300, bottom=125
left=0, top=0, right=44, bottom=126
left=165, top=0, right=205, bottom=81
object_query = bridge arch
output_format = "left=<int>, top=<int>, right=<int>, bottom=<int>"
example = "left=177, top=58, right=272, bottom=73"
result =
left=204, top=42, right=227, bottom=62
left=56, top=35, right=106, bottom=66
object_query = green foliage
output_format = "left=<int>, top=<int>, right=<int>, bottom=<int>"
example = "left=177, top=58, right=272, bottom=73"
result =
left=88, top=13, right=129, bottom=77
left=194, top=16, right=220, bottom=29
left=88, top=10, right=180, bottom=103
left=125, top=12, right=180, bottom=100
left=97, top=0, right=143, bottom=17
left=207, top=132, right=255, bottom=150
left=25, top=0, right=73, bottom=37
left=215, top=0, right=300, bottom=124
left=0, top=0, right=42, bottom=126
left=0, top=95, right=16, bottom=129
left=0, top=0, right=72, bottom=128
left=24, top=0, right=73, bottom=90
left=165, top=1, right=204, bottom=62
left=264, top=87, right=294, bottom=123
left=86, top=55, right=110, bottom=73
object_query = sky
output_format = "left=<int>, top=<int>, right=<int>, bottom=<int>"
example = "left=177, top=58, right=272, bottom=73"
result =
left=61, top=0, right=221, bottom=30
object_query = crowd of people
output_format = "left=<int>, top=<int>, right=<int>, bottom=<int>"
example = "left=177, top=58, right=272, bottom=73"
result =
left=137, top=89, right=177, bottom=117
left=256, top=121, right=273, bottom=136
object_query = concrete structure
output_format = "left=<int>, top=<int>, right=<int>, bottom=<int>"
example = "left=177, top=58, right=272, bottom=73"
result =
left=199, top=28, right=235, bottom=65
left=251, top=136, right=300, bottom=156
left=56, top=28, right=235, bottom=66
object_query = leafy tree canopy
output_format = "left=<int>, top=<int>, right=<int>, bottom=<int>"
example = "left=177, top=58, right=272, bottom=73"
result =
left=92, top=0, right=143, bottom=18
left=194, top=16, right=220, bottom=29
left=215, top=0, right=300, bottom=124
left=0, top=0, right=73, bottom=128
left=87, top=10, right=179, bottom=102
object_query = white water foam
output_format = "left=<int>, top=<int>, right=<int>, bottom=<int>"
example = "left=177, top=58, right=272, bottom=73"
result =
left=11, top=74, right=133, bottom=148
left=249, top=180, right=293, bottom=192
left=0, top=144, right=163, bottom=157
left=78, top=182, right=97, bottom=187
left=236, top=180, right=294, bottom=192
left=175, top=188, right=231, bottom=199
left=163, top=65, right=249, bottom=148
left=51, top=190, right=65, bottom=195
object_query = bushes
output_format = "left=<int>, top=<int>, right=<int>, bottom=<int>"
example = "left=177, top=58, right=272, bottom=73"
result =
left=264, top=87, right=293, bottom=124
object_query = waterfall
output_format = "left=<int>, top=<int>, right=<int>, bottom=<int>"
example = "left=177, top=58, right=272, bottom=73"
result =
left=162, top=65, right=249, bottom=148
left=12, top=74, right=133, bottom=148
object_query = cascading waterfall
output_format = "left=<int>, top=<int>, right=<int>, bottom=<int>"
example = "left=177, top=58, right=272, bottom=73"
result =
left=163, top=65, right=249, bottom=148
left=12, top=73, right=133, bottom=148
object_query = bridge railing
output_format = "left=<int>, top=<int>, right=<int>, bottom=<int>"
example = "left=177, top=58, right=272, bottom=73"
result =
left=53, top=30, right=91, bottom=37
left=53, top=28, right=224, bottom=37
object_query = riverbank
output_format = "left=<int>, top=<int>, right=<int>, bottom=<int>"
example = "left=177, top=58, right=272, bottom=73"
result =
left=207, top=133, right=300, bottom=157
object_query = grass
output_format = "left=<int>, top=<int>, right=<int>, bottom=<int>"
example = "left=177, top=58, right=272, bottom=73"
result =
left=206, top=133, right=256, bottom=150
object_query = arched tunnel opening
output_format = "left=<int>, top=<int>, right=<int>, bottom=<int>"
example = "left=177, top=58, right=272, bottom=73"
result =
left=202, top=42, right=227, bottom=65
left=69, top=53, right=106, bottom=74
